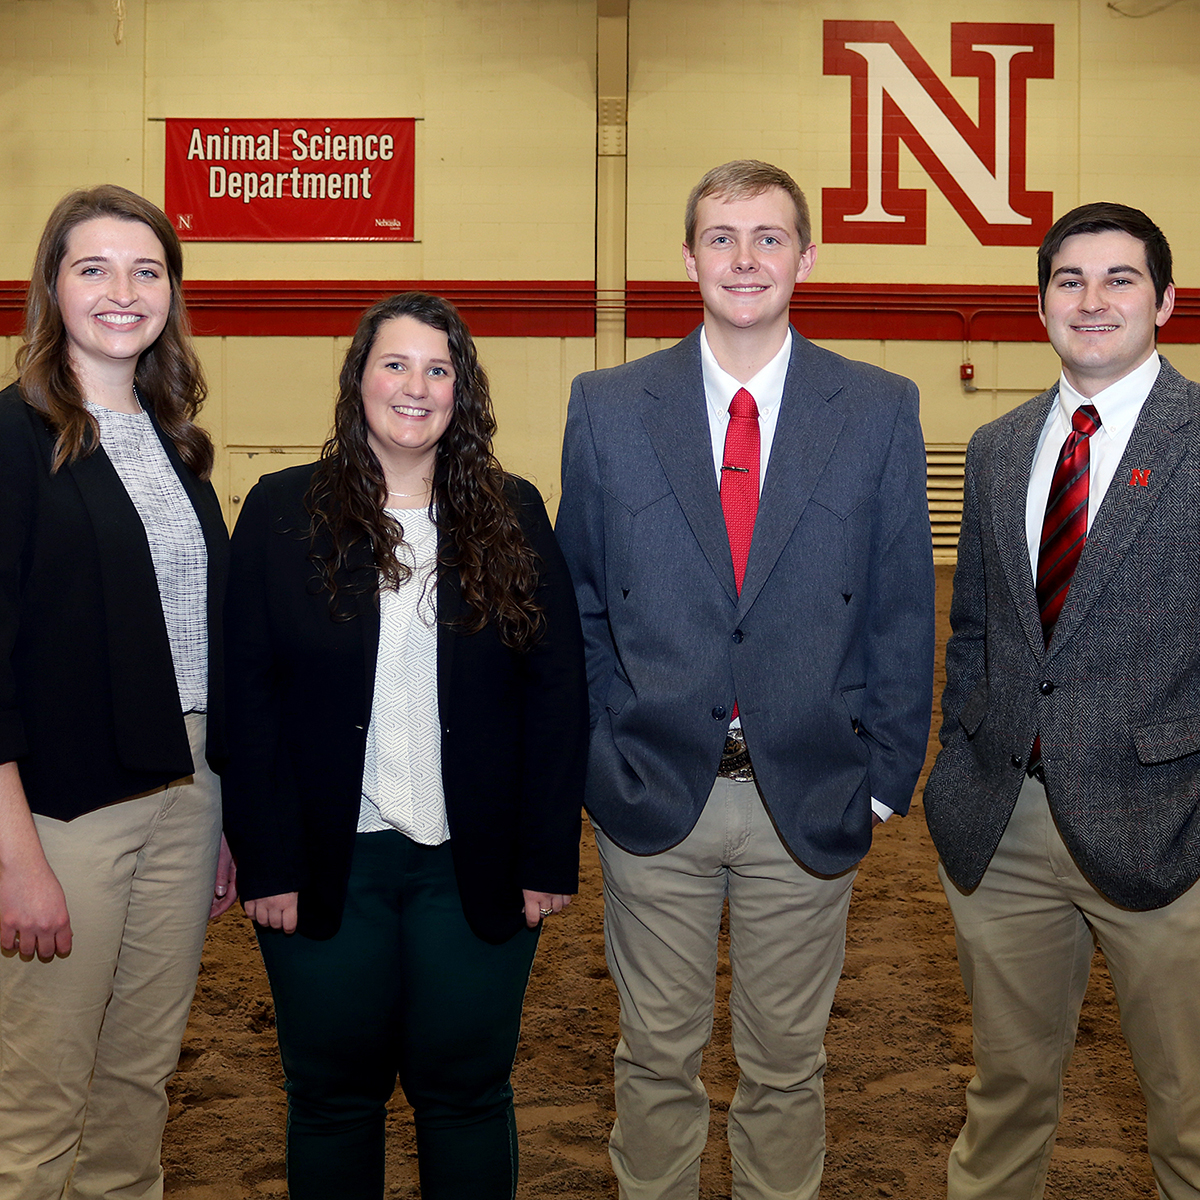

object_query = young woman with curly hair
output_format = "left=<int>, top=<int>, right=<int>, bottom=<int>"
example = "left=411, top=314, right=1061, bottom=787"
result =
left=222, top=292, right=588, bottom=1200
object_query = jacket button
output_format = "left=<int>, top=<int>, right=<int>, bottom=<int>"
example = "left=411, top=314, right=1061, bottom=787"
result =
left=1040, top=680, right=1055, bottom=695
left=731, top=629, right=744, bottom=643
left=711, top=705, right=727, bottom=720
left=1010, top=754, right=1024, bottom=768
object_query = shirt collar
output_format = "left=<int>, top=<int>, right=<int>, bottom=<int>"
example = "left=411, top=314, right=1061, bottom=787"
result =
left=1056, top=351, right=1160, bottom=439
left=701, top=327, right=792, bottom=421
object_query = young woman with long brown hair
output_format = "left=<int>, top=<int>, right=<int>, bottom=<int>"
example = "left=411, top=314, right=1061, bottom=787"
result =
left=222, top=292, right=587, bottom=1199
left=0, top=185, right=234, bottom=1197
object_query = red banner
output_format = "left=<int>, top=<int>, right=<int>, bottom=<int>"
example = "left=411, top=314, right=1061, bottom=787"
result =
left=164, top=119, right=416, bottom=242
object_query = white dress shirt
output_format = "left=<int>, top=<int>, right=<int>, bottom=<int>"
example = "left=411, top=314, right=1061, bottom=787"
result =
left=1025, top=352, right=1161, bottom=577
left=702, top=327, right=790, bottom=490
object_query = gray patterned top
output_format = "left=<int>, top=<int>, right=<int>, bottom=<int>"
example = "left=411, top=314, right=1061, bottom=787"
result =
left=86, top=401, right=208, bottom=713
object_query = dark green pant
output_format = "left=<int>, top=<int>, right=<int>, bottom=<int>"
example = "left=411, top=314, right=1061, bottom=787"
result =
left=256, top=830, right=540, bottom=1200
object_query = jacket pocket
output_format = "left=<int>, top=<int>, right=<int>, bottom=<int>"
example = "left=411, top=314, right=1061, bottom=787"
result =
left=1133, top=713, right=1200, bottom=765
left=605, top=675, right=634, bottom=716
left=841, top=683, right=866, bottom=732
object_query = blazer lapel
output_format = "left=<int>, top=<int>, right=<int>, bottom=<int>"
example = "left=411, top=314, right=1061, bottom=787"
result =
left=736, top=334, right=846, bottom=618
left=992, top=389, right=1055, bottom=663
left=435, top=543, right=461, bottom=727
left=345, top=538, right=382, bottom=717
left=639, top=333, right=739, bottom=603
left=1048, top=361, right=1192, bottom=655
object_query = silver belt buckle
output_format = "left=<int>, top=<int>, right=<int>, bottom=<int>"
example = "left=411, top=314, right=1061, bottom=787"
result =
left=718, top=727, right=754, bottom=783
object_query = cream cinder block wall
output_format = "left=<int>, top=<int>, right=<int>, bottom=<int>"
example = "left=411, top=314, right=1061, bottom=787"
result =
left=626, top=335, right=1063, bottom=445
left=625, top=0, right=1077, bottom=285
left=2, top=0, right=598, bottom=516
left=624, top=0, right=1200, bottom=446
left=206, top=333, right=593, bottom=524
left=7, top=0, right=1200, bottom=505
left=1, top=0, right=597, bottom=279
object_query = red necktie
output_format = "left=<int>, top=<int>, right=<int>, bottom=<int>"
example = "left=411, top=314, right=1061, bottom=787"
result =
left=721, top=387, right=760, bottom=594
left=1028, top=404, right=1101, bottom=779
left=1036, top=404, right=1101, bottom=644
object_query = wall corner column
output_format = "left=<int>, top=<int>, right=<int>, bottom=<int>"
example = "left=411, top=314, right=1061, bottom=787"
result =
left=596, top=0, right=628, bottom=369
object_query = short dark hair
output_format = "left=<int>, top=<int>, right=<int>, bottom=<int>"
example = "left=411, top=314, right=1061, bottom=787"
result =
left=1037, top=202, right=1172, bottom=307
left=684, top=160, right=810, bottom=251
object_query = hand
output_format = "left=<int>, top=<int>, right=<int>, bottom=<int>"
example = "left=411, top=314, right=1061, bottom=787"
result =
left=209, top=834, right=238, bottom=920
left=0, top=856, right=72, bottom=960
left=244, top=892, right=299, bottom=934
left=871, top=812, right=882, bottom=829
left=522, top=889, right=573, bottom=929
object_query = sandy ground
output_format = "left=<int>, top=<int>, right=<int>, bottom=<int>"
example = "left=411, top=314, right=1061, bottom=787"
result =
left=164, top=565, right=1157, bottom=1198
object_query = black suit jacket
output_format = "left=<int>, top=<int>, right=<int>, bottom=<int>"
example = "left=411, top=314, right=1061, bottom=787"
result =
left=0, top=382, right=229, bottom=818
left=220, top=463, right=588, bottom=944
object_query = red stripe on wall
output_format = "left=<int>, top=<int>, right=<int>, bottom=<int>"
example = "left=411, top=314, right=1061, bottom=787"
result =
left=0, top=281, right=598, bottom=339
left=3, top=280, right=1199, bottom=342
left=627, top=281, right=1200, bottom=343
left=182, top=281, right=598, bottom=337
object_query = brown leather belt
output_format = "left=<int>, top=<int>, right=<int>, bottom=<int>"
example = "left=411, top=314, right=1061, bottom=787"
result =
left=717, top=726, right=754, bottom=783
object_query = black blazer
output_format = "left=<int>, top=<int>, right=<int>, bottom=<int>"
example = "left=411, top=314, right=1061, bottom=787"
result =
left=0, top=382, right=229, bottom=819
left=220, top=463, right=588, bottom=944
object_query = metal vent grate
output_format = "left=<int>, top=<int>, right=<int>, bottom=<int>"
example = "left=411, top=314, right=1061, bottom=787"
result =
left=926, top=443, right=966, bottom=564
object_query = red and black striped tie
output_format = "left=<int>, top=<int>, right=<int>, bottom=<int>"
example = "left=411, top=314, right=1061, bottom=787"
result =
left=1036, top=404, right=1101, bottom=645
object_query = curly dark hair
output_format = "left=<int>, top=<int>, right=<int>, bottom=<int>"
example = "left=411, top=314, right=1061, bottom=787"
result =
left=306, top=292, right=544, bottom=650
left=16, top=184, right=212, bottom=477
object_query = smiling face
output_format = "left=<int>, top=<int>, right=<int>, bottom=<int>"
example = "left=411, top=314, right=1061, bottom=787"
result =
left=56, top=216, right=171, bottom=385
left=360, top=314, right=456, bottom=474
left=682, top=186, right=816, bottom=343
left=1040, top=229, right=1175, bottom=397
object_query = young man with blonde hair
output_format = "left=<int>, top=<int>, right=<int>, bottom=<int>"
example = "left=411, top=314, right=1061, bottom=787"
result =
left=557, top=160, right=935, bottom=1200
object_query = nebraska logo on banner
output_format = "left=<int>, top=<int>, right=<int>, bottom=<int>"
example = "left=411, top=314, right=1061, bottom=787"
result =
left=823, top=22, right=1053, bottom=246
left=164, top=119, right=416, bottom=241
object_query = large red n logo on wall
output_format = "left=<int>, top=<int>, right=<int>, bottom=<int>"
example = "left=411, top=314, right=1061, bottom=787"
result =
left=823, top=21, right=1054, bottom=246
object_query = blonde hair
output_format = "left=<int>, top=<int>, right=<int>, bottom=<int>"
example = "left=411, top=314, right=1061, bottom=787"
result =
left=684, top=160, right=810, bottom=250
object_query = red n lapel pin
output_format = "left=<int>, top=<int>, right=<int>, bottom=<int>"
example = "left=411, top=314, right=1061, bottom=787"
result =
left=1128, top=468, right=1151, bottom=487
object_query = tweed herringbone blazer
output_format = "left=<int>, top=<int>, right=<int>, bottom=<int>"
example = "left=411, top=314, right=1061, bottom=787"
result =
left=924, top=359, right=1200, bottom=911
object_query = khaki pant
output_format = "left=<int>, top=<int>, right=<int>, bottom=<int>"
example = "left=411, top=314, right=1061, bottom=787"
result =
left=0, top=714, right=221, bottom=1200
left=595, top=776, right=856, bottom=1200
left=942, top=774, right=1200, bottom=1200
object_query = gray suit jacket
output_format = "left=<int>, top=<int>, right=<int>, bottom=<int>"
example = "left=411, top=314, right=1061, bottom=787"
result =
left=556, top=328, right=935, bottom=873
left=924, top=359, right=1200, bottom=911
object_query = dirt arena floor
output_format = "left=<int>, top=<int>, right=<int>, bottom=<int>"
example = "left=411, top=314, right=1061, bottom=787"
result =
left=164, top=565, right=1157, bottom=1198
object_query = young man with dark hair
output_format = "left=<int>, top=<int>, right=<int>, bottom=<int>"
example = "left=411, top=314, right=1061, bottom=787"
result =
left=557, top=160, right=935, bottom=1200
left=925, top=201, right=1200, bottom=1199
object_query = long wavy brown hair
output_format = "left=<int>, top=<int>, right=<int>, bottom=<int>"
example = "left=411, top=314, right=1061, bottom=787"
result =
left=16, top=184, right=212, bottom=477
left=306, top=292, right=544, bottom=650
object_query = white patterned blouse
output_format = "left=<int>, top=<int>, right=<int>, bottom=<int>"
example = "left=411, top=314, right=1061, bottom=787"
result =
left=357, top=507, right=449, bottom=844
